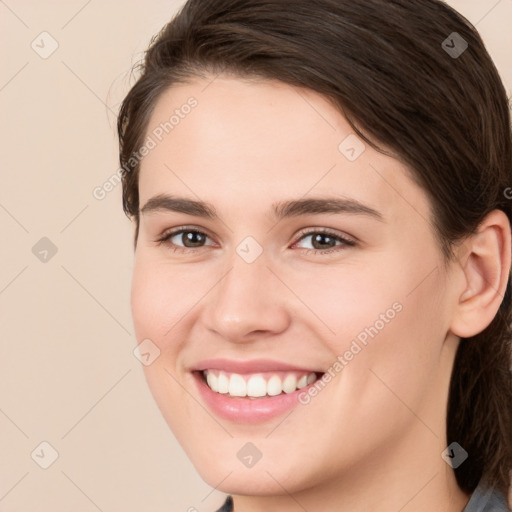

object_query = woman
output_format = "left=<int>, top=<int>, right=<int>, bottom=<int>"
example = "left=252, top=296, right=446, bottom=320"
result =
left=117, top=0, right=512, bottom=510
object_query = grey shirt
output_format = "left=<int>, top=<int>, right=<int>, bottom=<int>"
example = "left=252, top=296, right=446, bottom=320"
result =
left=215, top=479, right=511, bottom=511
left=463, top=480, right=510, bottom=512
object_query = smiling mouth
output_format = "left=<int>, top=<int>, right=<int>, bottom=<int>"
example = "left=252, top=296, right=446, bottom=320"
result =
left=199, top=369, right=324, bottom=399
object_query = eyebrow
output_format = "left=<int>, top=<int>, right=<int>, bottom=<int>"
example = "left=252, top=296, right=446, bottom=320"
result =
left=139, top=193, right=384, bottom=222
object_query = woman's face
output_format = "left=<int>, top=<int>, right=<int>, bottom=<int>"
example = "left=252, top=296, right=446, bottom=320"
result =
left=131, top=75, right=461, bottom=495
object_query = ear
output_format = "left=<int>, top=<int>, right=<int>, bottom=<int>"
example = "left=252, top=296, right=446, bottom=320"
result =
left=449, top=209, right=511, bottom=339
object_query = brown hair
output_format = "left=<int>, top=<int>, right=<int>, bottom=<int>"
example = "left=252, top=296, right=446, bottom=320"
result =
left=117, top=0, right=512, bottom=496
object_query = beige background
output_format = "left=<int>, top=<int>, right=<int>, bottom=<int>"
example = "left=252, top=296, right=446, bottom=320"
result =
left=0, top=1, right=511, bottom=511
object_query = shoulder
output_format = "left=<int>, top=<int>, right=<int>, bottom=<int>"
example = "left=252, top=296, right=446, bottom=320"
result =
left=213, top=486, right=511, bottom=512
left=463, top=479, right=511, bottom=512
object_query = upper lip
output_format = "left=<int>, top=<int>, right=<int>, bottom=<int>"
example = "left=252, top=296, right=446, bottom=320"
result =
left=191, top=358, right=323, bottom=374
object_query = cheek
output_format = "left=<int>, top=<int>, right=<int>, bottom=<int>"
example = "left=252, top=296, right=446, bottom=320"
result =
left=130, top=258, right=203, bottom=439
left=331, top=264, right=450, bottom=430
left=293, top=248, right=448, bottom=397
left=277, top=257, right=404, bottom=349
left=130, top=255, right=205, bottom=346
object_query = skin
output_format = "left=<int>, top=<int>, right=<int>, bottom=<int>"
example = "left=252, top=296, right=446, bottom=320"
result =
left=130, top=74, right=511, bottom=512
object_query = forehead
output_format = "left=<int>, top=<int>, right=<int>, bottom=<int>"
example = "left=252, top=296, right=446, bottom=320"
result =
left=138, top=76, right=431, bottom=225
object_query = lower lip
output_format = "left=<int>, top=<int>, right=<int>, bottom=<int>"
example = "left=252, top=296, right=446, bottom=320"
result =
left=192, top=372, right=315, bottom=423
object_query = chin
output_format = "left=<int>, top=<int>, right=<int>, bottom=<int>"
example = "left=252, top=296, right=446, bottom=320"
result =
left=202, top=468, right=301, bottom=496
left=189, top=449, right=313, bottom=496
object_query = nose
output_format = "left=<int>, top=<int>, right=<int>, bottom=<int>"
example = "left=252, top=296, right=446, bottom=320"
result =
left=202, top=254, right=291, bottom=343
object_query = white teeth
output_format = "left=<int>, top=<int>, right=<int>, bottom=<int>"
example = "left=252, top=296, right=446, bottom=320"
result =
left=217, top=372, right=229, bottom=393
left=267, top=375, right=283, bottom=396
left=229, top=374, right=247, bottom=397
left=282, top=374, right=297, bottom=393
left=206, top=372, right=218, bottom=391
left=203, top=370, right=319, bottom=398
left=297, top=375, right=308, bottom=389
left=246, top=375, right=267, bottom=397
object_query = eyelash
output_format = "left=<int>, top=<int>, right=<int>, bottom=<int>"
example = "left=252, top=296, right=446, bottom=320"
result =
left=155, top=226, right=356, bottom=256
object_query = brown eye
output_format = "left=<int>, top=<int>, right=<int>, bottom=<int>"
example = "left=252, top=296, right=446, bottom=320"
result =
left=310, top=233, right=338, bottom=250
left=294, top=229, right=356, bottom=254
left=177, top=230, right=208, bottom=248
left=156, top=228, right=215, bottom=251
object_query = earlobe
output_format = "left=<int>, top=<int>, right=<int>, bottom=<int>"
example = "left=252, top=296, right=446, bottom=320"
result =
left=450, top=210, right=511, bottom=339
